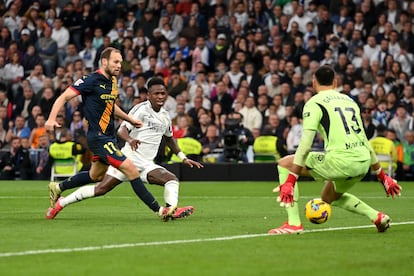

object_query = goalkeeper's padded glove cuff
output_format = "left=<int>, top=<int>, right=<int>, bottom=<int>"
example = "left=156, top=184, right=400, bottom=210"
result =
left=286, top=172, right=298, bottom=186
left=375, top=167, right=386, bottom=182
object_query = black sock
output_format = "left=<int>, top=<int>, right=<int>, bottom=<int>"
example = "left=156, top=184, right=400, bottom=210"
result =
left=59, top=171, right=94, bottom=192
left=130, top=178, right=160, bottom=212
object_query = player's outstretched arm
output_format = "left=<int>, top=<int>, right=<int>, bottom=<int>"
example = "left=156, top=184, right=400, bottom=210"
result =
left=45, top=88, right=78, bottom=131
left=369, top=144, right=402, bottom=198
left=165, top=136, right=203, bottom=169
left=114, top=105, right=142, bottom=128
left=274, top=129, right=315, bottom=208
left=372, top=163, right=402, bottom=198
left=117, top=125, right=140, bottom=151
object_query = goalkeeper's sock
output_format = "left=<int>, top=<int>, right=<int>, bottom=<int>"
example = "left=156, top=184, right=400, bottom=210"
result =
left=278, top=165, right=301, bottom=226
left=332, top=192, right=378, bottom=221
left=60, top=185, right=95, bottom=207
left=130, top=178, right=161, bottom=212
left=59, top=171, right=94, bottom=192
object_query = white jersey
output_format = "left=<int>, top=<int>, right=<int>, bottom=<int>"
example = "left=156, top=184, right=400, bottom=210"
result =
left=122, top=100, right=172, bottom=166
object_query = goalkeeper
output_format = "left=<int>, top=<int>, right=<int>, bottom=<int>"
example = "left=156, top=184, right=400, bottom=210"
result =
left=269, top=66, right=402, bottom=235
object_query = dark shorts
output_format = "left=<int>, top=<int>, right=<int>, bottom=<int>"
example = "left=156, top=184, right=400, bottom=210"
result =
left=87, top=132, right=126, bottom=168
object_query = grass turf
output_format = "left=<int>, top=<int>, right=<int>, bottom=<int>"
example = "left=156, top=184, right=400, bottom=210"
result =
left=0, top=180, right=413, bottom=276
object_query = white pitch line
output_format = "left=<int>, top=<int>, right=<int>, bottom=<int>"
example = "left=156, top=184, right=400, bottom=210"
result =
left=1, top=195, right=413, bottom=199
left=1, top=221, right=413, bottom=258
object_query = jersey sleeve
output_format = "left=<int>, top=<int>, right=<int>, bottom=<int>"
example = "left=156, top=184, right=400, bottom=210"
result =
left=71, top=75, right=92, bottom=95
left=164, top=113, right=173, bottom=137
left=302, top=100, right=322, bottom=131
left=122, top=104, right=143, bottom=131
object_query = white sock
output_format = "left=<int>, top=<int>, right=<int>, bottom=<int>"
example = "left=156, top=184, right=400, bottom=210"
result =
left=164, top=180, right=179, bottom=207
left=60, top=185, right=95, bottom=207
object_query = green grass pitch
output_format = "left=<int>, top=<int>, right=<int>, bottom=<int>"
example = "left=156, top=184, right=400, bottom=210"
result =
left=0, top=180, right=413, bottom=275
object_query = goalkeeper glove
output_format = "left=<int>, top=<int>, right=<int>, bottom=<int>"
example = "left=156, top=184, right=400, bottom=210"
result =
left=376, top=168, right=402, bottom=198
left=273, top=172, right=297, bottom=207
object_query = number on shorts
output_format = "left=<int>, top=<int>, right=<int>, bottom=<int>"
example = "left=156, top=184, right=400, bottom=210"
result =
left=103, top=141, right=118, bottom=154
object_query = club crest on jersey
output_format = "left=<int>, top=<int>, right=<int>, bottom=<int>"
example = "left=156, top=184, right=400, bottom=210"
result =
left=303, top=112, right=310, bottom=118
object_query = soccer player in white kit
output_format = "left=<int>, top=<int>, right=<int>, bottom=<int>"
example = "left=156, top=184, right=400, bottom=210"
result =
left=46, top=77, right=203, bottom=221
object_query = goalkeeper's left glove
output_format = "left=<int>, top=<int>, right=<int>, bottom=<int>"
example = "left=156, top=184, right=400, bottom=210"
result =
left=273, top=172, right=297, bottom=208
left=376, top=168, right=402, bottom=198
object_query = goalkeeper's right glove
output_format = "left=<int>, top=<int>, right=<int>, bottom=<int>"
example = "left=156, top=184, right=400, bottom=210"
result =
left=376, top=168, right=402, bottom=198
left=273, top=172, right=297, bottom=207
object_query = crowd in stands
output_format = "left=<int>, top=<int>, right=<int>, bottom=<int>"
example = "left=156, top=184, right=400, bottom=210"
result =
left=1, top=0, right=414, bottom=180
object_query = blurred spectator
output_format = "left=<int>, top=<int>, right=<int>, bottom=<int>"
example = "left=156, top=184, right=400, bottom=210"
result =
left=188, top=70, right=209, bottom=100
left=239, top=96, right=263, bottom=133
left=14, top=84, right=37, bottom=120
left=242, top=61, right=263, bottom=98
left=161, top=2, right=184, bottom=34
left=21, top=44, right=42, bottom=77
left=401, top=130, right=414, bottom=179
left=38, top=87, right=57, bottom=118
left=167, top=70, right=187, bottom=98
left=261, top=113, right=287, bottom=140
left=34, top=134, right=50, bottom=180
left=139, top=9, right=159, bottom=39
left=27, top=105, right=42, bottom=130
left=29, top=113, right=46, bottom=149
left=26, top=64, right=46, bottom=95
left=179, top=16, right=200, bottom=49
left=16, top=28, right=33, bottom=53
left=361, top=108, right=376, bottom=140
left=211, top=33, right=229, bottom=67
left=78, top=38, right=96, bottom=70
left=6, top=115, right=31, bottom=144
left=188, top=2, right=208, bottom=37
left=0, top=118, right=6, bottom=148
left=388, top=105, right=413, bottom=142
left=60, top=2, right=82, bottom=50
left=62, top=43, right=81, bottom=67
left=92, top=27, right=104, bottom=51
left=35, top=27, right=57, bottom=77
left=173, top=114, right=196, bottom=139
left=69, top=111, right=83, bottom=138
left=191, top=36, right=211, bottom=74
left=51, top=17, right=69, bottom=68
left=160, top=21, right=179, bottom=49
left=209, top=80, right=233, bottom=116
left=286, top=116, right=302, bottom=153
left=200, top=123, right=223, bottom=160
left=0, top=88, right=12, bottom=119
left=0, top=137, right=32, bottom=180
left=3, top=52, right=24, bottom=99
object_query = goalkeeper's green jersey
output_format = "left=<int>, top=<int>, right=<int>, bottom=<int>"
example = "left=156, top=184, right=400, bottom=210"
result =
left=302, top=89, right=371, bottom=161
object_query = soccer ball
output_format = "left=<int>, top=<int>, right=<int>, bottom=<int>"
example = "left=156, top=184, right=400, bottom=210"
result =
left=305, top=198, right=332, bottom=224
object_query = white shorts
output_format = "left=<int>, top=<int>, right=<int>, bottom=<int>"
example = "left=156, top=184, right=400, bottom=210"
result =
left=106, top=162, right=163, bottom=183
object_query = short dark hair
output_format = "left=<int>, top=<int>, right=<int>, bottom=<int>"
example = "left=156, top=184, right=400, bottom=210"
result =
left=314, top=65, right=335, bottom=86
left=100, top=47, right=120, bottom=61
left=376, top=124, right=387, bottom=134
left=147, top=77, right=165, bottom=89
